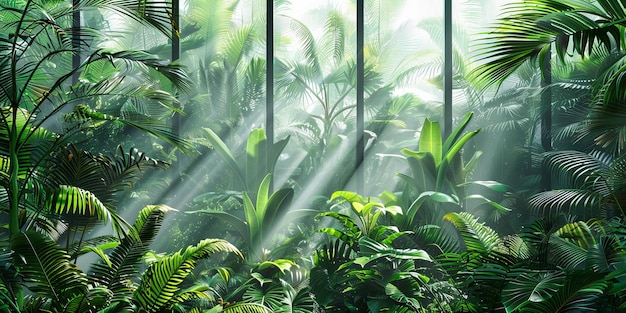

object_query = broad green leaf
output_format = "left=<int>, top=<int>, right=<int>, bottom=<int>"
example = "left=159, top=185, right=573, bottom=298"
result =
left=443, top=112, right=474, bottom=153
left=246, top=128, right=267, bottom=190
left=256, top=174, right=272, bottom=219
left=243, top=192, right=259, bottom=243
left=419, top=118, right=442, bottom=164
left=203, top=128, right=246, bottom=188
left=262, top=187, right=294, bottom=233
left=460, top=180, right=510, bottom=192
left=466, top=194, right=512, bottom=212
left=331, top=190, right=366, bottom=204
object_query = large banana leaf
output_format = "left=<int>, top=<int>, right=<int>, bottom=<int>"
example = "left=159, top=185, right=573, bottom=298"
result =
left=418, top=118, right=442, bottom=165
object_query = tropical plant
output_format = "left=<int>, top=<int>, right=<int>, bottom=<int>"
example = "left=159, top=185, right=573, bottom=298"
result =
left=0, top=0, right=191, bottom=239
left=528, top=150, right=626, bottom=219
left=188, top=173, right=301, bottom=264
left=437, top=212, right=626, bottom=312
left=1, top=204, right=243, bottom=312
left=377, top=112, right=510, bottom=250
left=172, top=0, right=269, bottom=138
left=273, top=5, right=397, bottom=195
left=310, top=191, right=442, bottom=312
left=202, top=127, right=290, bottom=193
left=470, top=0, right=626, bottom=157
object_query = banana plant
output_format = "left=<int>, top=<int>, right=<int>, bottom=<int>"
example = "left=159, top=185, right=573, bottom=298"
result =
left=203, top=127, right=290, bottom=193
left=188, top=174, right=299, bottom=264
left=385, top=112, right=510, bottom=230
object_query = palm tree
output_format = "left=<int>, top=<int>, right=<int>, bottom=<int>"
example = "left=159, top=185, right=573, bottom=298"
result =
left=470, top=0, right=626, bottom=157
left=0, top=0, right=197, bottom=310
left=2, top=204, right=243, bottom=312
left=0, top=0, right=191, bottom=238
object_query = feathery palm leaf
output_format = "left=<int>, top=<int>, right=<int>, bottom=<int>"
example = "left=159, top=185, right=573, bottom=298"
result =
left=443, top=212, right=502, bottom=253
left=470, top=0, right=623, bottom=88
left=89, top=205, right=173, bottom=303
left=11, top=231, right=88, bottom=310
left=133, top=238, right=242, bottom=313
left=43, top=184, right=131, bottom=236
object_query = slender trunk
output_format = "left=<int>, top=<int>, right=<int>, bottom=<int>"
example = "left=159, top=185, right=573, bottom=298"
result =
left=8, top=124, right=19, bottom=237
left=8, top=108, right=22, bottom=310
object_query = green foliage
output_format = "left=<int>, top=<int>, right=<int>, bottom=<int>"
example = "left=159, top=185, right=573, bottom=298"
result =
left=529, top=150, right=626, bottom=219
left=1, top=204, right=243, bottom=312
left=393, top=112, right=510, bottom=228
left=0, top=0, right=191, bottom=241
left=11, top=231, right=88, bottom=312
left=133, top=238, right=242, bottom=312
left=470, top=0, right=626, bottom=156
left=438, top=214, right=626, bottom=312
left=202, top=128, right=290, bottom=193
left=311, top=192, right=436, bottom=312
left=188, top=173, right=298, bottom=262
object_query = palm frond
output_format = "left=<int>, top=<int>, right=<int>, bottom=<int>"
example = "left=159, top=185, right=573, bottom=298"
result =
left=543, top=150, right=606, bottom=190
left=469, top=0, right=623, bottom=88
left=71, top=104, right=193, bottom=153
left=221, top=25, right=257, bottom=69
left=11, top=231, right=88, bottom=308
left=583, top=99, right=626, bottom=155
left=443, top=212, right=502, bottom=253
left=64, top=286, right=114, bottom=313
left=133, top=238, right=242, bottom=313
left=502, top=270, right=565, bottom=313
left=521, top=270, right=607, bottom=312
left=96, top=49, right=192, bottom=92
left=548, top=234, right=588, bottom=269
left=44, top=184, right=131, bottom=236
left=220, top=302, right=271, bottom=313
left=67, top=235, right=119, bottom=264
left=529, top=189, right=603, bottom=217
left=89, top=205, right=173, bottom=302
left=520, top=214, right=568, bottom=262
left=288, top=18, right=321, bottom=77
left=80, top=0, right=177, bottom=38
left=586, top=235, right=626, bottom=272
left=321, top=10, right=346, bottom=65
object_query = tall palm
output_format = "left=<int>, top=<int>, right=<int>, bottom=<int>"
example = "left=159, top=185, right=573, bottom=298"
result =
left=0, top=0, right=191, bottom=238
left=274, top=4, right=393, bottom=194
left=470, top=0, right=626, bottom=156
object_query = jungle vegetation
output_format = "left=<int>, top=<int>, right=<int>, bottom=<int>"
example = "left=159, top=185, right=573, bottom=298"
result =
left=1, top=0, right=625, bottom=312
